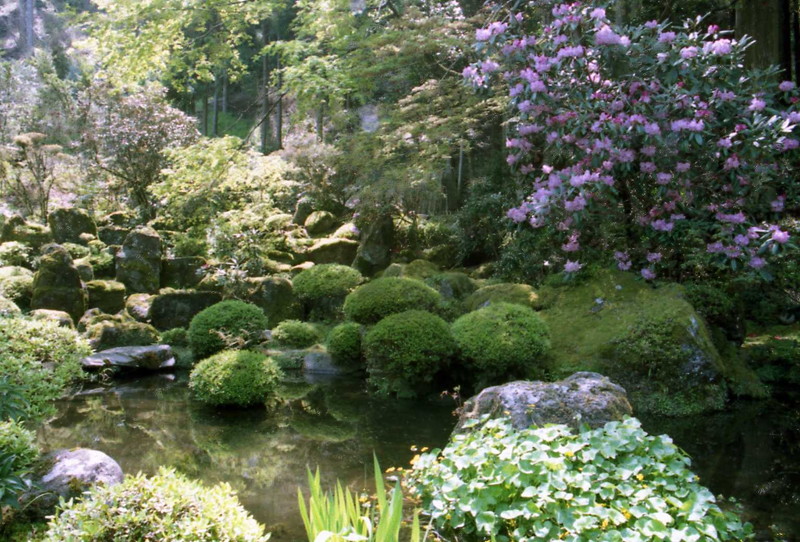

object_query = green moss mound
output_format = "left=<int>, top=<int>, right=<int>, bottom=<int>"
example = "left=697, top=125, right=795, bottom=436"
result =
left=0, top=419, right=39, bottom=470
left=539, top=269, right=763, bottom=416
left=271, top=319, right=320, bottom=348
left=452, top=302, right=550, bottom=386
left=327, top=322, right=363, bottom=368
left=188, top=300, right=268, bottom=359
left=44, top=467, right=270, bottom=541
left=0, top=316, right=89, bottom=422
left=0, top=242, right=34, bottom=269
left=190, top=349, right=282, bottom=407
left=161, top=327, right=189, bottom=347
left=463, top=282, right=540, bottom=312
left=363, top=310, right=455, bottom=397
left=0, top=296, right=21, bottom=316
left=294, top=264, right=363, bottom=301
left=343, top=277, right=441, bottom=324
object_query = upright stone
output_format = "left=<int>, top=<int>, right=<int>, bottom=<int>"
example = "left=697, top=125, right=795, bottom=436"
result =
left=116, top=227, right=162, bottom=294
left=86, top=280, right=127, bottom=314
left=353, top=215, right=394, bottom=275
left=149, top=290, right=222, bottom=330
left=30, top=244, right=87, bottom=324
left=48, top=208, right=98, bottom=245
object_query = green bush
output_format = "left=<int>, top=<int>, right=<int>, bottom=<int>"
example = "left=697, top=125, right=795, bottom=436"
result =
left=327, top=322, right=363, bottom=368
left=293, top=264, right=363, bottom=302
left=44, top=467, right=270, bottom=541
left=0, top=242, right=34, bottom=268
left=463, top=282, right=540, bottom=312
left=0, top=317, right=89, bottom=422
left=363, top=310, right=455, bottom=397
left=61, top=242, right=90, bottom=260
left=190, top=350, right=282, bottom=407
left=0, top=296, right=21, bottom=316
left=343, top=277, right=441, bottom=324
left=160, top=327, right=189, bottom=347
left=452, top=302, right=550, bottom=385
left=188, top=300, right=268, bottom=359
left=271, top=320, right=320, bottom=348
left=408, top=417, right=752, bottom=542
left=0, top=419, right=39, bottom=470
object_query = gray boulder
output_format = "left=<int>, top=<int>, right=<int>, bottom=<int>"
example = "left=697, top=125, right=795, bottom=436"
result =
left=86, top=280, right=127, bottom=314
left=149, top=290, right=222, bottom=330
left=22, top=448, right=123, bottom=519
left=292, top=197, right=314, bottom=225
left=85, top=318, right=160, bottom=351
left=97, top=226, right=130, bottom=246
left=353, top=215, right=393, bottom=275
left=126, top=293, right=154, bottom=322
left=47, top=207, right=97, bottom=244
left=116, top=227, right=162, bottom=294
left=305, top=211, right=338, bottom=235
left=305, top=238, right=359, bottom=266
left=30, top=244, right=87, bottom=323
left=30, top=309, right=74, bottom=328
left=454, top=372, right=633, bottom=434
left=245, top=276, right=302, bottom=325
left=82, top=344, right=176, bottom=371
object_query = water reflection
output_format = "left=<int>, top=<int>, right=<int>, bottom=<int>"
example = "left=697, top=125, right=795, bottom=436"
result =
left=38, top=373, right=456, bottom=541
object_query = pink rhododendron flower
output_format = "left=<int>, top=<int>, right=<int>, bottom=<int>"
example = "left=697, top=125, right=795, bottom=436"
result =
left=564, top=260, right=582, bottom=273
left=772, top=229, right=790, bottom=243
left=779, top=81, right=796, bottom=92
left=641, top=268, right=656, bottom=280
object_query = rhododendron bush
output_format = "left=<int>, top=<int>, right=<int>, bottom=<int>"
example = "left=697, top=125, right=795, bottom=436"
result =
left=467, top=1, right=800, bottom=279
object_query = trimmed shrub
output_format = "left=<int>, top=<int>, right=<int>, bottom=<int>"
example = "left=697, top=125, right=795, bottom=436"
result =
left=327, top=322, right=363, bottom=368
left=0, top=317, right=89, bottom=422
left=271, top=320, right=320, bottom=348
left=452, top=302, right=550, bottom=385
left=190, top=350, right=282, bottom=407
left=463, top=282, right=540, bottom=312
left=44, top=467, right=270, bottom=541
left=363, top=310, right=455, bottom=397
left=188, top=300, right=268, bottom=359
left=293, top=264, right=363, bottom=309
left=343, top=277, right=441, bottom=324
left=409, top=417, right=752, bottom=542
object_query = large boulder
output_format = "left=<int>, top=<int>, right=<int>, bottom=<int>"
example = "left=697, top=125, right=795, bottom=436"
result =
left=161, top=256, right=206, bottom=289
left=86, top=280, right=126, bottom=314
left=292, top=197, right=314, bottom=225
left=47, top=207, right=97, bottom=245
left=0, top=265, right=34, bottom=310
left=539, top=269, right=766, bottom=415
left=85, top=317, right=160, bottom=351
left=149, top=290, right=222, bottom=330
left=454, top=372, right=632, bottom=434
left=21, top=448, right=123, bottom=519
left=0, top=215, right=53, bottom=248
left=0, top=295, right=21, bottom=316
left=30, top=309, right=74, bottom=328
left=30, top=244, right=87, bottom=323
left=244, top=276, right=302, bottom=325
left=115, top=227, right=162, bottom=294
left=97, top=226, right=130, bottom=246
left=125, top=293, right=155, bottom=322
left=305, top=238, right=359, bottom=266
left=353, top=215, right=394, bottom=275
left=81, top=344, right=175, bottom=371
left=304, top=211, right=338, bottom=235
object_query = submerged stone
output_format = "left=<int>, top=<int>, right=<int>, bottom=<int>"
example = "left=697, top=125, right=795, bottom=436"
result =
left=82, top=344, right=175, bottom=371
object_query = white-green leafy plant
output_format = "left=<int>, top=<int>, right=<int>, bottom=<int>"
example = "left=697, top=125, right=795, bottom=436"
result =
left=408, top=417, right=752, bottom=541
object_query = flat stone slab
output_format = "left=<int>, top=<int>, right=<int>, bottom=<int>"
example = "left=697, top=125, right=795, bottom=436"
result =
left=82, top=344, right=175, bottom=371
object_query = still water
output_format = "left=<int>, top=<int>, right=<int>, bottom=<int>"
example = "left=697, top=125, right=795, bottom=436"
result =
left=38, top=374, right=800, bottom=541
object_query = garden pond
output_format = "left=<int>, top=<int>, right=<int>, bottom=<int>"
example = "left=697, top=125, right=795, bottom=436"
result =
left=37, top=373, right=800, bottom=541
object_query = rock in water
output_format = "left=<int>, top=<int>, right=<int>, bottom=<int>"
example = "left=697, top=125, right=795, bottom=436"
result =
left=82, top=344, right=175, bottom=371
left=454, top=372, right=633, bottom=434
left=116, top=227, right=162, bottom=294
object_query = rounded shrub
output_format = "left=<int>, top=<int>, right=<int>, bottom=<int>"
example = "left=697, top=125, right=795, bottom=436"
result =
left=363, top=310, right=455, bottom=396
left=160, top=327, right=189, bottom=347
left=343, top=277, right=442, bottom=324
left=409, top=417, right=752, bottom=541
left=0, top=419, right=39, bottom=470
left=293, top=264, right=363, bottom=302
left=452, top=302, right=550, bottom=384
left=190, top=349, right=282, bottom=407
left=327, top=322, right=363, bottom=368
left=188, top=300, right=268, bottom=359
left=271, top=319, right=320, bottom=348
left=44, top=467, right=270, bottom=541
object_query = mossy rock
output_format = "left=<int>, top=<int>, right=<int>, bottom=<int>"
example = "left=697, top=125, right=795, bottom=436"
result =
left=332, top=223, right=360, bottom=240
left=161, top=257, right=206, bottom=289
left=0, top=215, right=53, bottom=248
left=343, top=277, right=442, bottom=325
left=149, top=290, right=223, bottom=331
left=305, top=238, right=359, bottom=266
left=48, top=208, right=97, bottom=244
left=0, top=295, right=22, bottom=316
left=88, top=246, right=116, bottom=278
left=243, top=276, right=302, bottom=326
left=97, top=226, right=130, bottom=247
left=86, top=280, right=127, bottom=314
left=539, top=269, right=764, bottom=416
left=363, top=309, right=455, bottom=397
left=463, top=282, right=541, bottom=312
left=30, top=244, right=87, bottom=324
left=85, top=318, right=160, bottom=351
left=0, top=241, right=35, bottom=268
left=0, top=266, right=34, bottom=310
left=304, top=211, right=338, bottom=236
left=126, top=293, right=155, bottom=322
left=73, top=257, right=95, bottom=282
left=115, top=227, right=162, bottom=294
left=382, top=259, right=441, bottom=281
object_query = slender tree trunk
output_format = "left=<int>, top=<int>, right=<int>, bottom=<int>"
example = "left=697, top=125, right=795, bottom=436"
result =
left=275, top=57, right=283, bottom=150
left=260, top=20, right=271, bottom=154
left=792, top=0, right=800, bottom=84
left=222, top=73, right=228, bottom=114
left=201, top=87, right=209, bottom=136
left=212, top=76, right=220, bottom=137
left=316, top=102, right=324, bottom=142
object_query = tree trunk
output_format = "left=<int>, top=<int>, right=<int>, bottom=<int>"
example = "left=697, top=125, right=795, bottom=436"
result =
left=201, top=87, right=209, bottom=136
left=276, top=57, right=283, bottom=150
left=18, top=0, right=34, bottom=54
left=736, top=0, right=791, bottom=75
left=222, top=73, right=228, bottom=114
left=212, top=76, right=220, bottom=137
left=316, top=102, right=324, bottom=142
left=260, top=20, right=271, bottom=154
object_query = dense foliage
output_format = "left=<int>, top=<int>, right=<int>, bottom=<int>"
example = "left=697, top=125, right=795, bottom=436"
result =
left=326, top=322, right=363, bottom=368
left=409, top=417, right=752, bottom=541
left=343, top=278, right=442, bottom=324
left=452, top=302, right=550, bottom=385
left=188, top=300, right=268, bottom=359
left=44, top=467, right=270, bottom=541
left=271, top=319, right=321, bottom=348
left=189, top=349, right=282, bottom=407
left=363, top=310, right=455, bottom=397
left=293, top=264, right=363, bottom=303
